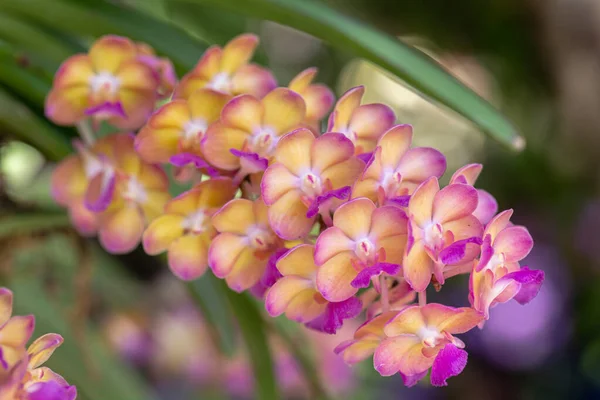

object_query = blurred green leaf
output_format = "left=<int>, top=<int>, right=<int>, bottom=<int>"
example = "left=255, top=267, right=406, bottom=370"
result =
left=0, top=87, right=71, bottom=160
left=193, top=0, right=524, bottom=149
left=0, top=0, right=206, bottom=73
left=11, top=277, right=156, bottom=400
left=0, top=212, right=69, bottom=239
left=223, top=288, right=278, bottom=400
left=0, top=48, right=51, bottom=105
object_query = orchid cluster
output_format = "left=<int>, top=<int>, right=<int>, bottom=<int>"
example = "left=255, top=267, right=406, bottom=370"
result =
left=0, top=288, right=76, bottom=400
left=47, top=33, right=545, bottom=387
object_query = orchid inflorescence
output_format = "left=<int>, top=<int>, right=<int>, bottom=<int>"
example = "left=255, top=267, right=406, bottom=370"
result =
left=0, top=288, right=76, bottom=400
left=46, top=33, right=545, bottom=387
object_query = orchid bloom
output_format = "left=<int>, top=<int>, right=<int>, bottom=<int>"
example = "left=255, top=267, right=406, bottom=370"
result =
left=404, top=177, right=483, bottom=292
left=135, top=88, right=230, bottom=165
left=352, top=124, right=446, bottom=205
left=450, top=164, right=498, bottom=224
left=374, top=304, right=483, bottom=387
left=202, top=88, right=306, bottom=180
left=334, top=311, right=398, bottom=366
left=143, top=178, right=236, bottom=280
left=470, top=210, right=544, bottom=320
left=45, top=35, right=160, bottom=130
left=288, top=68, right=335, bottom=132
left=261, top=129, right=365, bottom=240
left=326, top=86, right=396, bottom=155
left=95, top=135, right=171, bottom=254
left=0, top=289, right=76, bottom=400
left=135, top=42, right=177, bottom=98
left=265, top=245, right=361, bottom=334
left=209, top=198, right=283, bottom=292
left=174, top=34, right=276, bottom=100
left=315, top=198, right=408, bottom=302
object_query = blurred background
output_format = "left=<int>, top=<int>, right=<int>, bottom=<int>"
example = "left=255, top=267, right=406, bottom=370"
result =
left=1, top=0, right=599, bottom=399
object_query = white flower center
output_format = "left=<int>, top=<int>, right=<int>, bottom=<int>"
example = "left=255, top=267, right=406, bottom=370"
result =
left=246, top=225, right=275, bottom=250
left=182, top=118, right=208, bottom=142
left=123, top=177, right=148, bottom=204
left=417, top=326, right=443, bottom=348
left=89, top=71, right=121, bottom=95
left=423, top=222, right=444, bottom=251
left=338, top=127, right=357, bottom=143
left=249, top=127, right=278, bottom=158
left=485, top=252, right=506, bottom=272
left=207, top=72, right=231, bottom=93
left=182, top=209, right=208, bottom=234
left=380, top=168, right=402, bottom=196
left=355, top=238, right=376, bottom=264
left=299, top=172, right=323, bottom=199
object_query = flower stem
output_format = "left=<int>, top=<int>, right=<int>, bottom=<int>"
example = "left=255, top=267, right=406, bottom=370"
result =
left=380, top=275, right=390, bottom=312
left=418, top=290, right=427, bottom=307
left=76, top=120, right=96, bottom=146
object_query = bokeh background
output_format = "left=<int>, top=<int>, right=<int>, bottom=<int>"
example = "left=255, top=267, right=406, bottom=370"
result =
left=1, top=0, right=599, bottom=399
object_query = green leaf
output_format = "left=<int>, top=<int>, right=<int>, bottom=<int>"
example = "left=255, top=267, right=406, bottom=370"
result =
left=186, top=0, right=524, bottom=149
left=0, top=48, right=51, bottom=105
left=186, top=274, right=237, bottom=356
left=223, top=287, right=278, bottom=400
left=0, top=212, right=70, bottom=239
left=0, top=87, right=71, bottom=160
left=0, top=0, right=206, bottom=73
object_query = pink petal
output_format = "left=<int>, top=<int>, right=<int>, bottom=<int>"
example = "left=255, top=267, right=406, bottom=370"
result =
left=265, top=276, right=314, bottom=317
left=397, top=147, right=447, bottom=184
left=403, top=240, right=434, bottom=292
left=142, top=214, right=184, bottom=255
left=261, top=163, right=299, bottom=206
left=84, top=168, right=116, bottom=212
left=484, top=209, right=514, bottom=240
left=332, top=197, right=375, bottom=241
left=231, top=64, right=277, bottom=98
left=224, top=248, right=267, bottom=292
left=208, top=232, right=248, bottom=278
left=493, top=226, right=534, bottom=262
left=276, top=244, right=316, bottom=278
left=314, top=227, right=355, bottom=265
left=27, top=333, right=63, bottom=369
left=274, top=128, right=313, bottom=175
left=99, top=206, right=144, bottom=254
left=432, top=184, right=478, bottom=224
left=430, top=344, right=468, bottom=386
left=221, top=33, right=259, bottom=74
left=400, top=371, right=428, bottom=388
left=262, top=88, right=306, bottom=134
left=336, top=339, right=380, bottom=365
left=303, top=83, right=335, bottom=122
left=305, top=297, right=362, bottom=334
left=328, top=86, right=364, bottom=131
left=221, top=94, right=262, bottom=133
left=373, top=335, right=423, bottom=377
left=0, top=289, right=13, bottom=328
left=267, top=190, right=313, bottom=240
left=498, top=267, right=545, bottom=305
left=378, top=124, right=413, bottom=167
left=368, top=205, right=408, bottom=240
left=450, top=163, right=482, bottom=185
left=473, top=189, right=498, bottom=225
left=311, top=133, right=355, bottom=173
left=383, top=305, right=424, bottom=337
left=0, top=315, right=35, bottom=347
left=202, top=121, right=249, bottom=170
left=348, top=103, right=396, bottom=140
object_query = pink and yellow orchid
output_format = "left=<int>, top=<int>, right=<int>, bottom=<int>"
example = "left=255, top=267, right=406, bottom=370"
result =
left=374, top=304, right=483, bottom=387
left=261, top=128, right=364, bottom=240
left=315, top=198, right=408, bottom=302
left=143, top=178, right=236, bottom=280
left=209, top=197, right=283, bottom=292
left=352, top=124, right=446, bottom=205
left=404, top=177, right=483, bottom=292
left=174, top=34, right=276, bottom=100
left=135, top=88, right=230, bottom=165
left=135, top=42, right=177, bottom=99
left=326, top=86, right=396, bottom=155
left=450, top=164, right=498, bottom=224
left=470, top=210, right=543, bottom=320
left=46, top=35, right=160, bottom=130
left=202, top=88, right=306, bottom=179
left=265, top=245, right=361, bottom=334
left=288, top=68, right=335, bottom=132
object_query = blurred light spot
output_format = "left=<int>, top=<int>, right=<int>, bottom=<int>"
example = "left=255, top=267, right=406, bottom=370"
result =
left=1, top=141, right=44, bottom=190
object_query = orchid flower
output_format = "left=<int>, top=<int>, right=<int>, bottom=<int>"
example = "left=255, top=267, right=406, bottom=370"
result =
left=352, top=124, right=446, bottom=205
left=261, top=128, right=364, bottom=240
left=209, top=197, right=283, bottom=292
left=315, top=198, right=408, bottom=302
left=374, top=304, right=483, bottom=387
left=143, top=178, right=236, bottom=280
left=450, top=164, right=498, bottom=224
left=46, top=35, right=160, bottom=130
left=326, top=86, right=395, bottom=155
left=470, top=210, right=544, bottom=320
left=404, top=177, right=483, bottom=292
left=288, top=68, right=335, bottom=132
left=174, top=34, right=276, bottom=100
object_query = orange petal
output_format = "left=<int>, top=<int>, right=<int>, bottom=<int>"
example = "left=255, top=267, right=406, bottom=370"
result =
left=27, top=333, right=63, bottom=369
left=253, top=197, right=270, bottom=226
left=51, top=155, right=87, bottom=206
left=314, top=227, right=354, bottom=266
left=432, top=184, right=478, bottom=224
left=265, top=276, right=314, bottom=317
left=369, top=205, right=408, bottom=240
left=114, top=88, right=157, bottom=130
left=221, top=94, right=262, bottom=132
left=333, top=198, right=375, bottom=241
left=195, top=177, right=237, bottom=209
left=408, top=177, right=438, bottom=227
left=142, top=214, right=185, bottom=255
left=329, top=86, right=364, bottom=130
left=208, top=232, right=248, bottom=278
left=99, top=205, right=144, bottom=254
left=267, top=189, right=312, bottom=240
left=316, top=251, right=358, bottom=302
left=221, top=33, right=259, bottom=74
left=262, top=88, right=306, bottom=134
left=384, top=305, right=425, bottom=336
left=135, top=125, right=180, bottom=164
left=276, top=244, right=317, bottom=277
left=422, top=304, right=483, bottom=334
left=348, top=103, right=396, bottom=140
left=303, top=83, right=335, bottom=122
left=69, top=200, right=99, bottom=237
left=230, top=64, right=277, bottom=98
left=320, top=157, right=364, bottom=189
left=202, top=121, right=249, bottom=170
left=52, top=54, right=94, bottom=89
left=117, top=60, right=159, bottom=92
left=285, top=289, right=326, bottom=322
left=188, top=88, right=231, bottom=122
left=168, top=234, right=210, bottom=280
left=351, top=177, right=379, bottom=203
left=403, top=240, right=434, bottom=292
left=0, top=315, right=35, bottom=347
left=288, top=67, right=317, bottom=93
left=166, top=188, right=202, bottom=215
left=379, top=124, right=413, bottom=167
left=89, top=35, right=136, bottom=73
left=340, top=339, right=380, bottom=365
left=0, top=289, right=13, bottom=328
left=212, top=199, right=256, bottom=235
left=225, top=248, right=266, bottom=292
left=274, top=129, right=313, bottom=176
left=45, top=86, right=90, bottom=126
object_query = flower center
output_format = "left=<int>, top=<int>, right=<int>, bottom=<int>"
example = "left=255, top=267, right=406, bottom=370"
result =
left=355, top=238, right=376, bottom=264
left=338, top=126, right=357, bottom=143
left=89, top=72, right=121, bottom=95
left=249, top=127, right=278, bottom=158
left=182, top=118, right=208, bottom=142
left=123, top=177, right=148, bottom=204
left=486, top=252, right=506, bottom=271
left=416, top=326, right=444, bottom=348
left=247, top=225, right=276, bottom=251
left=207, top=72, right=231, bottom=93
left=423, top=222, right=444, bottom=251
left=380, top=168, right=402, bottom=196
left=299, top=172, right=323, bottom=199
left=182, top=209, right=209, bottom=234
